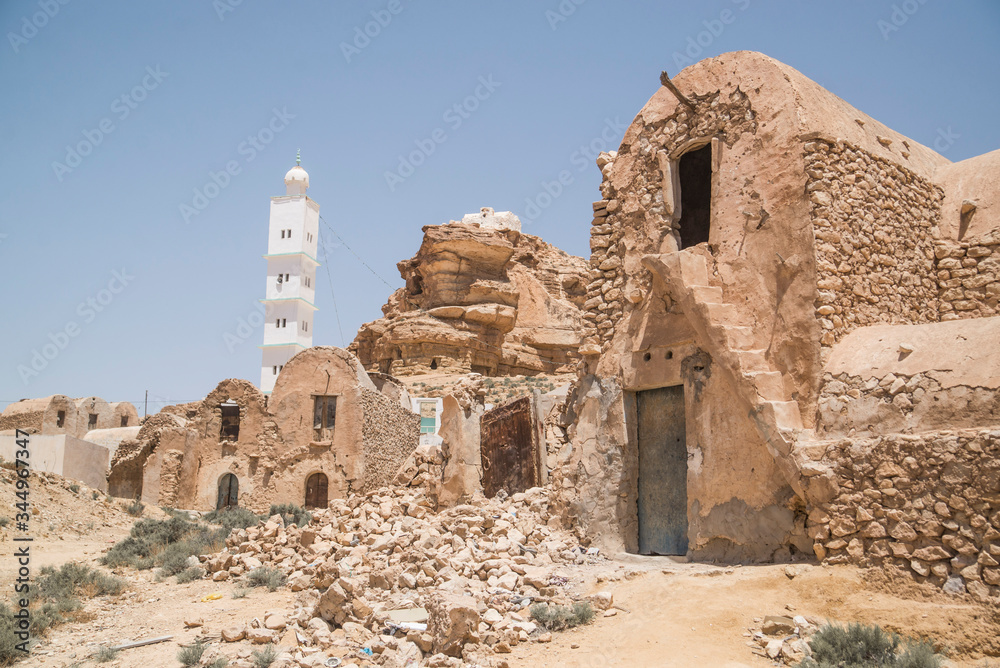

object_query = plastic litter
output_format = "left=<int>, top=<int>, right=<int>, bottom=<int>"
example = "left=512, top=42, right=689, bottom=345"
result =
left=200, top=592, right=223, bottom=602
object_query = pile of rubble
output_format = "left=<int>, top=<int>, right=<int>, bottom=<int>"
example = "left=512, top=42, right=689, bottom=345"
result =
left=744, top=612, right=818, bottom=664
left=200, top=484, right=608, bottom=667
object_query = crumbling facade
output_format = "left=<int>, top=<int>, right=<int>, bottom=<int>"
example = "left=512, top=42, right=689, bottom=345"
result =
left=109, top=347, right=419, bottom=511
left=351, top=208, right=588, bottom=377
left=548, top=51, right=1000, bottom=594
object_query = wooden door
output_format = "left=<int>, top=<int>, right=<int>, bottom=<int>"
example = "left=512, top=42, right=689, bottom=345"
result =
left=217, top=473, right=239, bottom=510
left=305, top=472, right=328, bottom=509
left=637, top=386, right=688, bottom=555
left=481, top=396, right=538, bottom=498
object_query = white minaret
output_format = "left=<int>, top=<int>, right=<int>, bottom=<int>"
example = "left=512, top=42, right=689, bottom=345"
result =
left=259, top=151, right=320, bottom=394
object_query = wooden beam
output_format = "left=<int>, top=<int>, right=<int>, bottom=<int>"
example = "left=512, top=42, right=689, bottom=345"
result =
left=659, top=71, right=695, bottom=109
left=110, top=635, right=173, bottom=651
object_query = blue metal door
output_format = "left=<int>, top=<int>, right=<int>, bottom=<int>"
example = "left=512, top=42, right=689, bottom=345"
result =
left=637, top=385, right=688, bottom=555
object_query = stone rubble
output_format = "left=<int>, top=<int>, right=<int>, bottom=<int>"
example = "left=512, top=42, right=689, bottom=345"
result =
left=200, top=484, right=604, bottom=667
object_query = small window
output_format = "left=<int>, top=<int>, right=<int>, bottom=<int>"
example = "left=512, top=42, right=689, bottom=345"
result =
left=282, top=318, right=287, bottom=328
left=120, top=415, right=128, bottom=427
left=313, top=395, right=337, bottom=440
left=220, top=402, right=240, bottom=441
left=280, top=230, right=286, bottom=239
left=88, top=413, right=97, bottom=430
left=56, top=410, right=66, bottom=428
left=285, top=273, right=290, bottom=282
left=273, top=365, right=277, bottom=375
left=677, top=143, right=713, bottom=249
left=419, top=401, right=437, bottom=434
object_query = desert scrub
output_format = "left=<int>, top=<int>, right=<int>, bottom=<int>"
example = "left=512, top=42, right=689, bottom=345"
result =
left=177, top=639, right=207, bottom=667
left=203, top=506, right=261, bottom=532
left=797, top=622, right=942, bottom=668
left=0, top=564, right=125, bottom=664
left=246, top=566, right=286, bottom=592
left=175, top=566, right=204, bottom=584
left=93, top=646, right=119, bottom=663
left=529, top=602, right=595, bottom=631
left=267, top=503, right=311, bottom=528
left=252, top=644, right=278, bottom=668
left=68, top=483, right=80, bottom=494
left=102, top=517, right=226, bottom=574
left=125, top=498, right=145, bottom=517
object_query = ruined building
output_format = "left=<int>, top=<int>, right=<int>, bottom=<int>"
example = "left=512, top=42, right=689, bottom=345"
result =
left=350, top=208, right=588, bottom=377
left=0, top=395, right=139, bottom=490
left=545, top=52, right=1000, bottom=597
left=109, top=347, right=419, bottom=512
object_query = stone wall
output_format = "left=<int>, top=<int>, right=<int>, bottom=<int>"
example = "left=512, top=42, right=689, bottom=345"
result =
left=804, top=139, right=942, bottom=347
left=935, top=229, right=1000, bottom=320
left=805, top=429, right=1000, bottom=601
left=0, top=411, right=43, bottom=434
left=360, top=387, right=420, bottom=492
left=582, top=86, right=758, bottom=351
left=818, top=371, right=1000, bottom=440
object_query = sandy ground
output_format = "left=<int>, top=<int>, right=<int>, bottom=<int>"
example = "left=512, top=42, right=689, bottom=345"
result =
left=3, top=471, right=999, bottom=667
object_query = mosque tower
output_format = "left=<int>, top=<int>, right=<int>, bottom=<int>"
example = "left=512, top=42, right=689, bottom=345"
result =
left=259, top=151, right=320, bottom=394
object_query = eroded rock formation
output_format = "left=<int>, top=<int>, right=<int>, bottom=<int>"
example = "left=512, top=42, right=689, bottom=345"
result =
left=350, top=209, right=588, bottom=376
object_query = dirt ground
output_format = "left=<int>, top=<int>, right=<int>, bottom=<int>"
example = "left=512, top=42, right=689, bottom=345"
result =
left=2, top=471, right=999, bottom=668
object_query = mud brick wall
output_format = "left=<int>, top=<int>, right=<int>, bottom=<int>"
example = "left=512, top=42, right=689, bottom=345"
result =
left=0, top=411, right=43, bottom=434
left=935, top=229, right=1000, bottom=320
left=805, top=139, right=942, bottom=346
left=361, top=388, right=420, bottom=491
left=806, top=430, right=1000, bottom=601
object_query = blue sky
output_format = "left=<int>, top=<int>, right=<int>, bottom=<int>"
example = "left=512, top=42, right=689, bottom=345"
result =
left=1, top=1, right=998, bottom=413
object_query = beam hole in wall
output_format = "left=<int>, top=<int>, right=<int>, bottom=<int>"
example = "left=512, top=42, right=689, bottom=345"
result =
left=678, top=143, right=713, bottom=249
left=643, top=352, right=652, bottom=362
left=665, top=351, right=674, bottom=360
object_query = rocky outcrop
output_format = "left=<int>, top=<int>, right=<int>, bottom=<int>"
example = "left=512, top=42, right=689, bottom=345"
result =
left=351, top=211, right=588, bottom=376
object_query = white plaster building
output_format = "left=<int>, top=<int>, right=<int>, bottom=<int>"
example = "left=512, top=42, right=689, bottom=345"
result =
left=259, top=152, right=320, bottom=394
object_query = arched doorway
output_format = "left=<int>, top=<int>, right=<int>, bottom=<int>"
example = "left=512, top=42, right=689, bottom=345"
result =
left=217, top=473, right=239, bottom=510
left=305, top=472, right=328, bottom=509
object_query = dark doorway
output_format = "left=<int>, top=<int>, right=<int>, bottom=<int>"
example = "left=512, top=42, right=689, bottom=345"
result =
left=305, top=472, right=329, bottom=509
left=220, top=402, right=240, bottom=441
left=637, top=385, right=688, bottom=555
left=481, top=396, right=539, bottom=497
left=678, top=144, right=712, bottom=249
left=88, top=413, right=98, bottom=430
left=217, top=473, right=239, bottom=510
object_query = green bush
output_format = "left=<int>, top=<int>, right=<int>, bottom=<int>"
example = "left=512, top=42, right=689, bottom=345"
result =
left=203, top=507, right=261, bottom=532
left=232, top=587, right=249, bottom=599
left=0, top=517, right=9, bottom=528
left=529, top=602, right=594, bottom=631
left=252, top=644, right=278, bottom=668
left=93, top=645, right=119, bottom=663
left=207, top=658, right=229, bottom=668
left=246, top=567, right=286, bottom=592
left=177, top=639, right=207, bottom=667
left=68, top=484, right=80, bottom=494
left=797, top=623, right=942, bottom=668
left=102, top=517, right=225, bottom=574
left=126, top=498, right=145, bottom=517
left=0, top=565, right=126, bottom=664
left=267, top=504, right=311, bottom=528
left=91, top=491, right=100, bottom=501
left=175, top=567, right=204, bottom=584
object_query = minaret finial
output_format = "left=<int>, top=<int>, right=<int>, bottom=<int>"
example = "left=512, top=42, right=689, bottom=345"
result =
left=296, top=149, right=301, bottom=166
